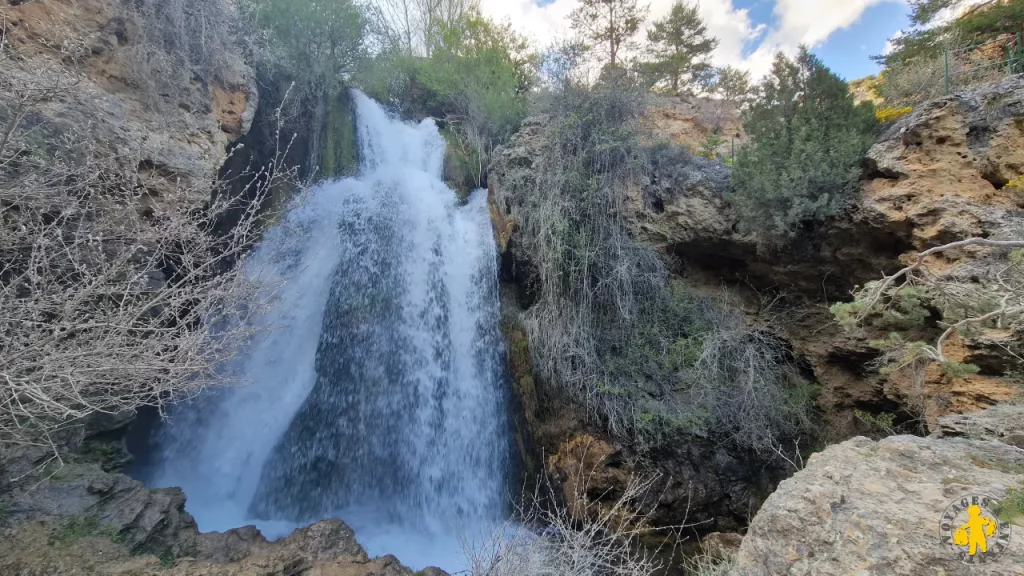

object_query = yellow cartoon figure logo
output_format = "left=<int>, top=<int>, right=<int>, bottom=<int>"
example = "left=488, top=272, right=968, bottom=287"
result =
left=940, top=495, right=1011, bottom=565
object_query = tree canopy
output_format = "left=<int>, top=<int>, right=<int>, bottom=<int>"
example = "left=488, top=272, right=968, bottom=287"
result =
left=570, top=0, right=648, bottom=68
left=732, top=48, right=878, bottom=245
left=644, top=0, right=718, bottom=93
left=878, top=0, right=1024, bottom=66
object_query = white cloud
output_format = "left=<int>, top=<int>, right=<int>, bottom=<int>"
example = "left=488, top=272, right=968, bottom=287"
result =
left=477, top=0, right=903, bottom=77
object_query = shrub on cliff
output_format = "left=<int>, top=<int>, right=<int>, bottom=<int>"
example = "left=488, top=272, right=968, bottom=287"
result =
left=126, top=0, right=247, bottom=97
left=493, top=50, right=814, bottom=457
left=731, top=48, right=877, bottom=247
left=237, top=0, right=367, bottom=99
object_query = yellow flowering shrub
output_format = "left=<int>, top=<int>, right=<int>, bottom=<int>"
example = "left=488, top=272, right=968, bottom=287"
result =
left=875, top=106, right=913, bottom=123
left=1005, top=175, right=1024, bottom=205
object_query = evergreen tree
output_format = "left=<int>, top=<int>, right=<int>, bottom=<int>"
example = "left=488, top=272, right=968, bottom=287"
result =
left=644, top=0, right=718, bottom=93
left=731, top=48, right=878, bottom=246
left=704, top=65, right=753, bottom=132
left=570, top=0, right=648, bottom=68
left=712, top=66, right=753, bottom=106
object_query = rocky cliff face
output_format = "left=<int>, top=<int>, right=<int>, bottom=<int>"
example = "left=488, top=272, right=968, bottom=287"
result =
left=2, top=0, right=257, bottom=208
left=488, top=109, right=786, bottom=536
left=0, top=454, right=422, bottom=575
left=0, top=2, right=408, bottom=574
left=633, top=76, right=1024, bottom=434
left=489, top=78, right=1024, bottom=541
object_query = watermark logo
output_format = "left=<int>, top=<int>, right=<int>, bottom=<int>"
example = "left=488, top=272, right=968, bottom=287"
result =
left=940, top=494, right=1011, bottom=565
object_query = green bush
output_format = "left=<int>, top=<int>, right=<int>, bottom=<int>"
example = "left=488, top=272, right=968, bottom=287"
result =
left=237, top=0, right=366, bottom=98
left=731, top=48, right=877, bottom=247
left=358, top=9, right=536, bottom=185
left=879, top=0, right=1024, bottom=68
left=235, top=0, right=366, bottom=181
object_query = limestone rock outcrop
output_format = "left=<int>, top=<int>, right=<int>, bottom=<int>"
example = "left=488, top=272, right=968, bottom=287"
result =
left=637, top=76, right=1024, bottom=432
left=730, top=427, right=1024, bottom=575
left=2, top=0, right=257, bottom=209
left=488, top=76, right=1024, bottom=541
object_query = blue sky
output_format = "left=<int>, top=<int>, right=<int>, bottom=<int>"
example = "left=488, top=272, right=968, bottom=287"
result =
left=735, top=0, right=912, bottom=79
left=481, top=0, right=921, bottom=80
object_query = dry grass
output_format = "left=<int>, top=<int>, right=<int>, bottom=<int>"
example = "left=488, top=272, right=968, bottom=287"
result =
left=463, top=473, right=682, bottom=576
left=881, top=35, right=1010, bottom=105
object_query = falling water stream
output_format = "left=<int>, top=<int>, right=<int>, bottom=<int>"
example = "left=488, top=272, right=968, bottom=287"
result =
left=143, top=92, right=512, bottom=571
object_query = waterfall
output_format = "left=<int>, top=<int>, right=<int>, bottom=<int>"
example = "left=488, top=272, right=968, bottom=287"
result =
left=144, top=91, right=512, bottom=570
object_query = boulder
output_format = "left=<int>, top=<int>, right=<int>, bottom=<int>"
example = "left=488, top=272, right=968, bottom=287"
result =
left=731, top=433, right=1024, bottom=575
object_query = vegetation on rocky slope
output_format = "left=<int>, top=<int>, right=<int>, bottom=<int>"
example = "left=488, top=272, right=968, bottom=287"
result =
left=490, top=59, right=816, bottom=459
left=2, top=0, right=1024, bottom=574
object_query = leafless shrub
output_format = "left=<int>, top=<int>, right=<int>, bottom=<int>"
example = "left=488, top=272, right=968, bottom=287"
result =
left=681, top=552, right=736, bottom=576
left=120, top=0, right=247, bottom=98
left=463, top=473, right=680, bottom=576
left=684, top=328, right=813, bottom=456
left=0, top=46, right=299, bottom=451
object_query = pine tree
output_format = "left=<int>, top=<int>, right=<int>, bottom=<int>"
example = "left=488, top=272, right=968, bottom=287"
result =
left=644, top=0, right=718, bottom=93
left=705, top=65, right=753, bottom=132
left=732, top=48, right=878, bottom=246
left=570, top=0, right=648, bottom=68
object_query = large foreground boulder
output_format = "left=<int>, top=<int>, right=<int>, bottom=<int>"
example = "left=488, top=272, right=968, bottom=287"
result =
left=731, top=431, right=1024, bottom=575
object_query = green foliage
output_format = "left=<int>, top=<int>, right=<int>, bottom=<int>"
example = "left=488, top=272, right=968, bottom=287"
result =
left=318, top=90, right=359, bottom=179
left=237, top=0, right=366, bottom=96
left=830, top=300, right=867, bottom=331
left=440, top=127, right=482, bottom=197
left=787, top=381, right=822, bottom=410
left=996, top=485, right=1024, bottom=525
left=836, top=283, right=932, bottom=332
left=940, top=360, right=981, bottom=379
left=495, top=66, right=814, bottom=456
left=854, top=409, right=899, bottom=437
left=879, top=285, right=932, bottom=329
left=698, top=133, right=725, bottom=160
left=359, top=9, right=536, bottom=183
left=236, top=0, right=366, bottom=182
left=50, top=515, right=115, bottom=546
left=710, top=65, right=754, bottom=107
left=879, top=0, right=1024, bottom=68
left=731, top=48, right=878, bottom=246
left=644, top=0, right=718, bottom=94
left=570, top=0, right=648, bottom=67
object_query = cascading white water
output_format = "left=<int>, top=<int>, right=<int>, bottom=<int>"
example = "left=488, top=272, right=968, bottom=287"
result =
left=145, top=91, right=512, bottom=571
